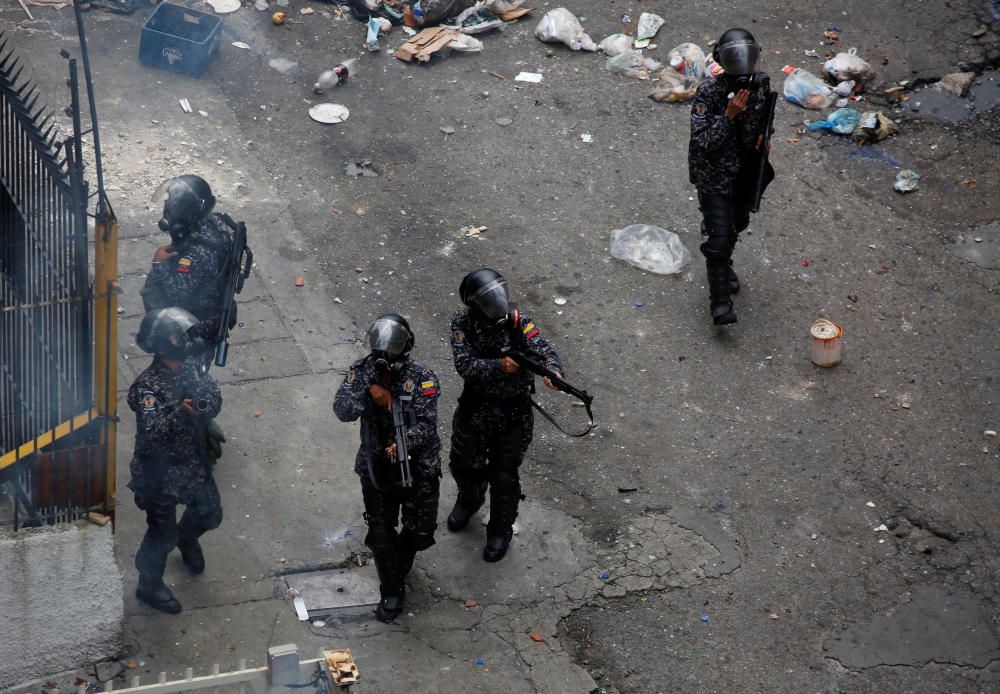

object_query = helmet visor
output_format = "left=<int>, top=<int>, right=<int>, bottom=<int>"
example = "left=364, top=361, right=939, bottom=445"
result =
left=366, top=317, right=410, bottom=359
left=716, top=41, right=760, bottom=76
left=147, top=307, right=198, bottom=358
left=152, top=178, right=201, bottom=232
left=472, top=277, right=511, bottom=321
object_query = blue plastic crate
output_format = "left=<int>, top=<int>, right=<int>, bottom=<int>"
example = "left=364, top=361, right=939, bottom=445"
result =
left=139, top=3, right=222, bottom=78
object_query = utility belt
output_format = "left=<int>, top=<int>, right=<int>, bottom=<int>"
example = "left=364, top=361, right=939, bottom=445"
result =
left=458, top=386, right=530, bottom=410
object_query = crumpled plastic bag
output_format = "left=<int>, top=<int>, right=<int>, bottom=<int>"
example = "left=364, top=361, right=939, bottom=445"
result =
left=606, top=49, right=661, bottom=80
left=806, top=107, right=861, bottom=134
left=599, top=33, right=633, bottom=57
left=893, top=169, right=919, bottom=193
left=783, top=67, right=835, bottom=109
left=610, top=224, right=691, bottom=274
left=666, top=42, right=706, bottom=80
left=484, top=0, right=524, bottom=12
left=444, top=6, right=504, bottom=34
left=534, top=7, right=597, bottom=51
left=418, top=0, right=476, bottom=25
left=853, top=111, right=899, bottom=144
left=823, top=48, right=875, bottom=86
left=649, top=68, right=699, bottom=102
left=633, top=12, right=664, bottom=47
left=447, top=32, right=484, bottom=51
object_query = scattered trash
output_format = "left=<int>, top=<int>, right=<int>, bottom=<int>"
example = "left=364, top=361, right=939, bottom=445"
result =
left=985, top=430, right=998, bottom=438
left=649, top=69, right=699, bottom=103
left=973, top=26, right=988, bottom=38
left=823, top=48, right=874, bottom=86
left=610, top=224, right=691, bottom=274
left=309, top=103, right=350, bottom=124
left=833, top=79, right=856, bottom=97
left=606, top=49, right=661, bottom=80
left=852, top=111, right=898, bottom=144
left=366, top=17, right=382, bottom=52
left=205, top=0, right=240, bottom=13
left=231, top=41, right=251, bottom=49
left=314, top=59, right=358, bottom=93
left=801, top=260, right=810, bottom=267
left=580, top=133, right=594, bottom=143
left=874, top=524, right=888, bottom=532
left=345, top=160, right=379, bottom=177
left=178, top=98, right=193, bottom=113
left=294, top=277, right=305, bottom=287
left=254, top=0, right=267, bottom=9
left=300, top=6, right=313, bottom=14
left=395, top=26, right=467, bottom=62
left=783, top=66, right=834, bottom=109
left=633, top=300, right=645, bottom=308
left=140, top=3, right=223, bottom=78
left=475, top=658, right=485, bottom=666
left=272, top=11, right=286, bottom=25
left=553, top=297, right=567, bottom=306
left=464, top=598, right=479, bottom=608
left=769, top=613, right=780, bottom=620
left=312, top=620, right=326, bottom=627
left=803, top=49, right=820, bottom=58
left=866, top=501, right=876, bottom=507
left=515, top=71, right=544, bottom=83
left=268, top=57, right=298, bottom=74
left=529, top=632, right=545, bottom=642
left=806, top=107, right=861, bottom=135
left=633, top=12, right=665, bottom=49
left=617, top=486, right=638, bottom=493
left=534, top=7, right=597, bottom=52
left=893, top=169, right=920, bottom=193
left=599, top=33, right=632, bottom=57
left=667, top=43, right=707, bottom=79
left=810, top=318, right=843, bottom=368
left=445, top=6, right=505, bottom=34
left=293, top=596, right=309, bottom=621
left=440, top=126, right=456, bottom=135
left=462, top=225, right=487, bottom=237
left=700, top=615, right=710, bottom=622
left=495, top=116, right=513, bottom=126
left=935, top=72, right=975, bottom=97
left=823, top=28, right=840, bottom=43
left=600, top=571, right=610, bottom=580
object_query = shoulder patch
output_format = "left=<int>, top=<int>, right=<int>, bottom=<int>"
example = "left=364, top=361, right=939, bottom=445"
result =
left=346, top=370, right=356, bottom=383
left=522, top=322, right=540, bottom=339
left=453, top=329, right=465, bottom=343
left=403, top=379, right=415, bottom=393
left=420, top=380, right=438, bottom=397
left=695, top=102, right=707, bottom=116
left=176, top=256, right=192, bottom=273
left=141, top=391, right=158, bottom=412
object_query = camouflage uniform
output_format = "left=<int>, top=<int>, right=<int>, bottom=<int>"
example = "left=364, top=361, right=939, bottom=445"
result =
left=126, top=357, right=223, bottom=588
left=333, top=355, right=441, bottom=597
left=449, top=308, right=562, bottom=536
left=141, top=213, right=231, bottom=342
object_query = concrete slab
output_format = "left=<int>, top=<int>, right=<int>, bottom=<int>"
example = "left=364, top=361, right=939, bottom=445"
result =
left=284, top=565, right=380, bottom=613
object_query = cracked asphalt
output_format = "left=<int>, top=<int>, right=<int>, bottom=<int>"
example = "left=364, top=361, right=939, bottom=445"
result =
left=5, top=0, right=1000, bottom=692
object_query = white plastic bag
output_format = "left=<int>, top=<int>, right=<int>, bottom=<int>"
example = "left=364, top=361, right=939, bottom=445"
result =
left=610, top=225, right=691, bottom=274
left=649, top=68, right=699, bottom=103
left=606, top=49, right=662, bottom=80
left=448, top=33, right=484, bottom=52
left=534, top=7, right=597, bottom=51
left=823, top=48, right=875, bottom=85
left=484, top=0, right=524, bottom=12
left=633, top=12, right=664, bottom=47
left=666, top=42, right=706, bottom=80
left=783, top=67, right=835, bottom=109
left=599, top=33, right=632, bottom=57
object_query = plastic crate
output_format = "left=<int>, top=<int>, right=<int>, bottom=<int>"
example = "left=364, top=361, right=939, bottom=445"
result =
left=139, top=3, right=222, bottom=78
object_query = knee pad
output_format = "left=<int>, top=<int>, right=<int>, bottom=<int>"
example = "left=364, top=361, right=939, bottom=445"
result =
left=700, top=236, right=733, bottom=260
left=399, top=528, right=436, bottom=553
left=197, top=505, right=223, bottom=531
left=488, top=469, right=519, bottom=496
left=449, top=414, right=484, bottom=470
left=365, top=522, right=398, bottom=552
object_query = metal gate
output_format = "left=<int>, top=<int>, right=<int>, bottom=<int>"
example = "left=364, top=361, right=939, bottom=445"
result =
left=0, top=19, right=117, bottom=529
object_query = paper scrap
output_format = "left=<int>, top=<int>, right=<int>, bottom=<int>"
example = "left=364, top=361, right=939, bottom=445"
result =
left=515, top=71, right=544, bottom=83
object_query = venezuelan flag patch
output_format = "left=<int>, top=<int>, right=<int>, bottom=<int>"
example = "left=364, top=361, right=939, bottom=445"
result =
left=420, top=380, right=438, bottom=396
left=522, top=322, right=539, bottom=339
left=177, top=257, right=192, bottom=273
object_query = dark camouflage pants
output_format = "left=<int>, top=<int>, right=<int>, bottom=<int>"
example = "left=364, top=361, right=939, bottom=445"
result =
left=361, top=462, right=440, bottom=554
left=134, top=477, right=223, bottom=587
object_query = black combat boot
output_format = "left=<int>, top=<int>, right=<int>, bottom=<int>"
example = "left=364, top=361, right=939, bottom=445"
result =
left=136, top=580, right=182, bottom=614
left=178, top=538, right=205, bottom=575
left=483, top=529, right=513, bottom=563
left=706, top=258, right=737, bottom=325
left=447, top=481, right=487, bottom=532
left=372, top=550, right=405, bottom=623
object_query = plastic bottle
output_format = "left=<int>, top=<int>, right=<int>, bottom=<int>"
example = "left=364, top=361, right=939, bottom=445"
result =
left=669, top=55, right=687, bottom=74
left=313, top=58, right=358, bottom=93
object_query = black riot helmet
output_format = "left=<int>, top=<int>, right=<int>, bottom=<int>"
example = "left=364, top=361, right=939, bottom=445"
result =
left=366, top=313, right=414, bottom=373
left=152, top=175, right=216, bottom=243
left=713, top=28, right=761, bottom=77
left=459, top=268, right=511, bottom=326
left=136, top=307, right=199, bottom=360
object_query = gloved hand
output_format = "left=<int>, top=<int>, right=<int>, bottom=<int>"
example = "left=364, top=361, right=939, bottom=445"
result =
left=203, top=420, right=226, bottom=460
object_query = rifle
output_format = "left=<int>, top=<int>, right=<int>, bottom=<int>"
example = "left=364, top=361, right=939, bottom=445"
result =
left=504, top=349, right=595, bottom=437
left=750, top=89, right=778, bottom=214
left=214, top=214, right=253, bottom=367
left=391, top=397, right=413, bottom=489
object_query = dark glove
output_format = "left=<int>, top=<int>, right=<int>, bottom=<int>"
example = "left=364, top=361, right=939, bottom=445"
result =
left=203, top=420, right=226, bottom=460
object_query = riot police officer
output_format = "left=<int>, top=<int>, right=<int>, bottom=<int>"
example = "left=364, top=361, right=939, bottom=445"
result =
left=334, top=314, right=441, bottom=622
left=141, top=175, right=233, bottom=348
left=127, top=307, right=224, bottom=614
left=447, top=269, right=562, bottom=563
left=689, top=28, right=774, bottom=325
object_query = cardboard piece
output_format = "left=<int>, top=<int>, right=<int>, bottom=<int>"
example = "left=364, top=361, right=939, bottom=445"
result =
left=497, top=7, right=533, bottom=21
left=394, top=26, right=463, bottom=63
